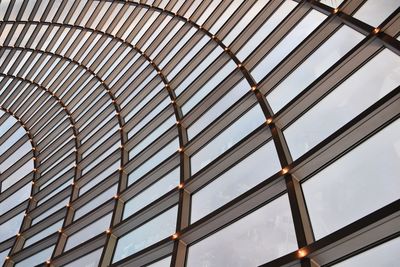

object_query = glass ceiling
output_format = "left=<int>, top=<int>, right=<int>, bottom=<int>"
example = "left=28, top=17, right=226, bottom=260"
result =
left=0, top=0, right=399, bottom=266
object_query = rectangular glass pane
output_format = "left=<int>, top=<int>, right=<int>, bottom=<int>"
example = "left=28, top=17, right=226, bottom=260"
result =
left=0, top=212, right=24, bottom=243
left=333, top=236, right=400, bottom=267
left=191, top=141, right=280, bottom=222
left=147, top=256, right=171, bottom=267
left=284, top=49, right=400, bottom=160
left=251, top=10, right=326, bottom=82
left=237, top=0, right=298, bottom=61
left=24, top=220, right=63, bottom=248
left=74, top=184, right=118, bottom=220
left=303, top=118, right=400, bottom=239
left=191, top=105, right=265, bottom=174
left=181, top=60, right=237, bottom=114
left=353, top=0, right=400, bottom=27
left=128, top=138, right=179, bottom=185
left=267, top=26, right=364, bottom=112
left=187, top=194, right=297, bottom=266
left=187, top=79, right=248, bottom=140
left=65, top=213, right=112, bottom=251
left=113, top=206, right=178, bottom=263
left=124, top=168, right=179, bottom=219
left=63, top=248, right=103, bottom=267
left=15, top=246, right=54, bottom=267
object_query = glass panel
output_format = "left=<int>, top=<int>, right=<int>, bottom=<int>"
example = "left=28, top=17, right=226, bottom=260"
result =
left=24, top=220, right=63, bottom=248
left=142, top=16, right=172, bottom=51
left=0, top=249, right=10, bottom=264
left=0, top=142, right=32, bottom=172
left=191, top=105, right=265, bottom=174
left=113, top=206, right=178, bottom=263
left=147, top=256, right=171, bottom=267
left=1, top=127, right=25, bottom=155
left=127, top=98, right=170, bottom=139
left=191, top=141, right=280, bottom=222
left=303, top=118, right=400, bottom=239
left=128, top=138, right=179, bottom=185
left=74, top=184, right=117, bottom=220
left=159, top=28, right=197, bottom=69
left=65, top=213, right=112, bottom=251
left=124, top=83, right=163, bottom=122
left=284, top=49, right=400, bottom=160
left=38, top=179, right=73, bottom=206
left=187, top=194, right=297, bottom=266
left=167, top=35, right=209, bottom=80
left=15, top=246, right=54, bottom=267
left=237, top=0, right=298, bottom=61
left=150, top=21, right=185, bottom=59
left=32, top=197, right=69, bottom=225
left=353, top=0, right=400, bottom=27
left=129, top=115, right=175, bottom=158
left=0, top=212, right=24, bottom=243
left=174, top=47, right=223, bottom=96
left=0, top=183, right=30, bottom=214
left=209, top=1, right=243, bottom=34
left=63, top=248, right=103, bottom=267
left=81, top=142, right=120, bottom=175
left=123, top=168, right=179, bottom=219
left=79, top=161, right=120, bottom=195
left=223, top=1, right=271, bottom=45
left=1, top=159, right=33, bottom=191
left=332, top=236, right=400, bottom=267
left=267, top=26, right=364, bottom=112
left=319, top=0, right=344, bottom=8
left=196, top=0, right=221, bottom=25
left=182, top=60, right=237, bottom=114
left=251, top=10, right=326, bottom=82
left=187, top=79, right=248, bottom=140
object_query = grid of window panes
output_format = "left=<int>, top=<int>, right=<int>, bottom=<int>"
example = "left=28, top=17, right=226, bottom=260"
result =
left=0, top=0, right=399, bottom=266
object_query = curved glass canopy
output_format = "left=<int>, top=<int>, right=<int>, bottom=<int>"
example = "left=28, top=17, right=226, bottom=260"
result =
left=0, top=0, right=399, bottom=266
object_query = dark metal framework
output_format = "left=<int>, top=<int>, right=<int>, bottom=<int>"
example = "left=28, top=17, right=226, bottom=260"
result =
left=0, top=0, right=399, bottom=266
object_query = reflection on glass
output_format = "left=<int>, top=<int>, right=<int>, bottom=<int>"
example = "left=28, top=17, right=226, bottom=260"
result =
left=333, top=236, right=400, bottom=267
left=284, top=49, right=400, bottom=160
left=187, top=195, right=297, bottom=266
left=124, top=168, right=179, bottom=219
left=303, top=118, right=400, bottom=239
left=191, top=105, right=265, bottom=174
left=251, top=10, right=326, bottom=82
left=191, top=141, right=280, bottom=222
left=113, top=206, right=177, bottom=263
left=267, top=26, right=363, bottom=112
